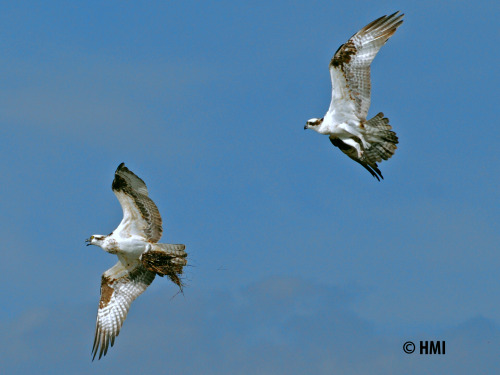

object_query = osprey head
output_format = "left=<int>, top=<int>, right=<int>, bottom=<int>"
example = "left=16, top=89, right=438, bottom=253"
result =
left=86, top=235, right=105, bottom=247
left=304, top=118, right=323, bottom=130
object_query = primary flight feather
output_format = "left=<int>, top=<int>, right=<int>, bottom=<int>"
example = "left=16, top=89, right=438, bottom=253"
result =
left=86, top=163, right=187, bottom=360
left=304, top=11, right=404, bottom=180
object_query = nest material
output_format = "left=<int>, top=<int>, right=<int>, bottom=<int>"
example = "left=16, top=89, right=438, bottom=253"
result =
left=141, top=250, right=187, bottom=289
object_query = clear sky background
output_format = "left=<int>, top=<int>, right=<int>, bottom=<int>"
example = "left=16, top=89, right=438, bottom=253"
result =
left=1, top=1, right=499, bottom=374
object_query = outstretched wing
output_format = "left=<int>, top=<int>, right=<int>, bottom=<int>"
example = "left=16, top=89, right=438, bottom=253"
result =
left=328, top=12, right=404, bottom=120
left=92, top=260, right=155, bottom=360
left=112, top=163, right=163, bottom=243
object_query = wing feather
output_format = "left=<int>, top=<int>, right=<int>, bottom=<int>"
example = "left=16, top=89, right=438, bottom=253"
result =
left=92, top=260, right=155, bottom=360
left=330, top=136, right=383, bottom=181
left=328, top=12, right=404, bottom=120
left=112, top=163, right=163, bottom=242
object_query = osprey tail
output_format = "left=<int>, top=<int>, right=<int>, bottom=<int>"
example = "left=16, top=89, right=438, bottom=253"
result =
left=364, top=112, right=398, bottom=163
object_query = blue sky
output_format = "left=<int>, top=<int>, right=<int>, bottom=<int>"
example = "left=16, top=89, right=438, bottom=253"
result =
left=1, top=0, right=499, bottom=373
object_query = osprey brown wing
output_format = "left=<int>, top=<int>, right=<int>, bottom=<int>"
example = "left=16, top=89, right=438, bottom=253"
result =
left=112, top=163, right=163, bottom=243
left=329, top=12, right=404, bottom=120
left=92, top=261, right=155, bottom=360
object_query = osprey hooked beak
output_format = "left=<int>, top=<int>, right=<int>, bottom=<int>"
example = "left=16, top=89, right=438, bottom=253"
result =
left=85, top=237, right=92, bottom=246
left=304, top=123, right=308, bottom=130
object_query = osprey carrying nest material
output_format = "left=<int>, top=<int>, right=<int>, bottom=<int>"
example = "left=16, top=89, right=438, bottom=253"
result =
left=86, top=163, right=187, bottom=360
left=305, top=12, right=404, bottom=180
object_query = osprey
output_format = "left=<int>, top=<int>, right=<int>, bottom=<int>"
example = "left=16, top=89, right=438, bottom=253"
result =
left=86, top=163, right=187, bottom=360
left=304, top=12, right=404, bottom=180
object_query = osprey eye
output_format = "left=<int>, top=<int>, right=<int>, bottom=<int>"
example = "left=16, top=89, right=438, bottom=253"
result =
left=90, top=236, right=94, bottom=240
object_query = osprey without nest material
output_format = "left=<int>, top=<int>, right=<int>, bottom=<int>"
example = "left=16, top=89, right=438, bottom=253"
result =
left=304, top=11, right=404, bottom=180
left=86, top=163, right=187, bottom=360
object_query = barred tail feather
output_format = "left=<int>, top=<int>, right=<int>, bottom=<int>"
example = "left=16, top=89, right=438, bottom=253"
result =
left=329, top=112, right=398, bottom=181
left=153, top=243, right=187, bottom=258
left=364, top=112, right=398, bottom=163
